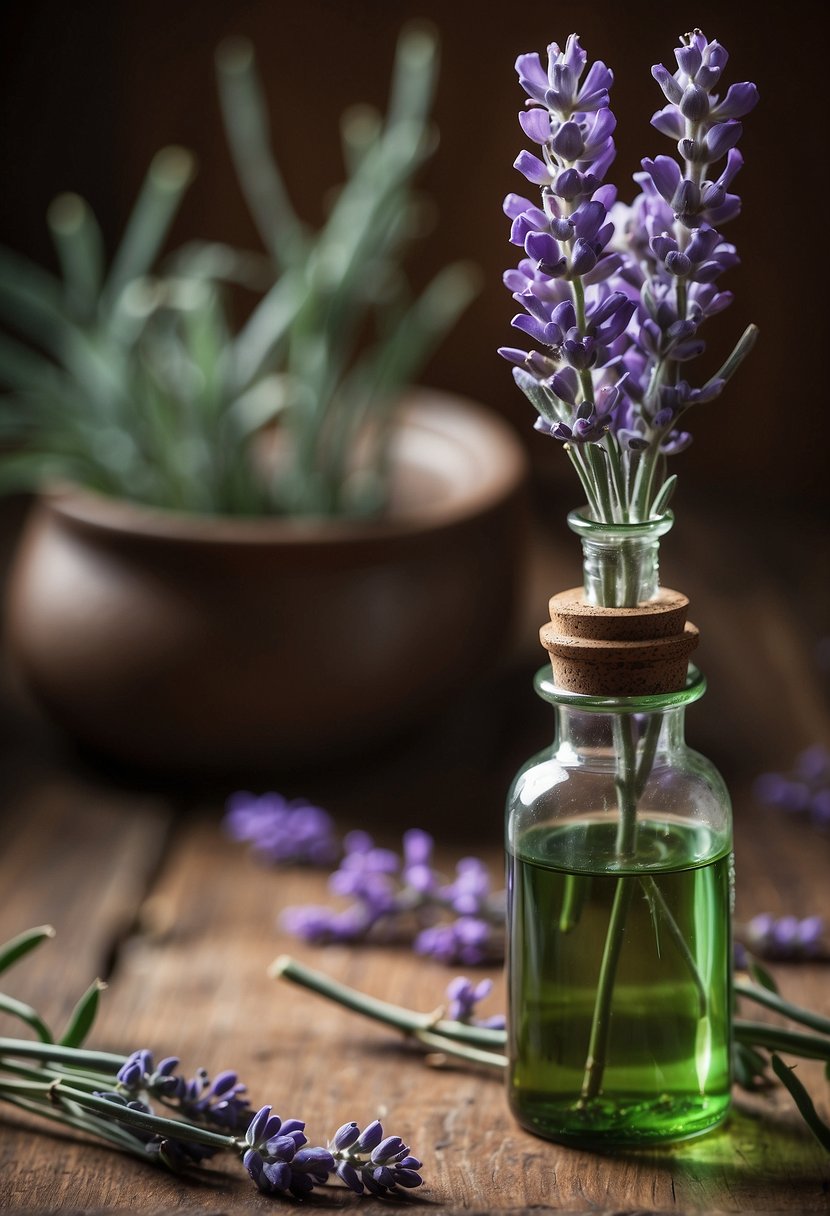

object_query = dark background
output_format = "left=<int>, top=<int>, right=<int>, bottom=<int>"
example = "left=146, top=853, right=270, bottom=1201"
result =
left=0, top=0, right=826, bottom=510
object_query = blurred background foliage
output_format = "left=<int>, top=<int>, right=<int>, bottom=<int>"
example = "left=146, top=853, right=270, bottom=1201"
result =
left=0, top=0, right=825, bottom=508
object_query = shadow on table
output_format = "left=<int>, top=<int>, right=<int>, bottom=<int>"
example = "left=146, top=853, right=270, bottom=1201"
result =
left=610, top=1106, right=829, bottom=1195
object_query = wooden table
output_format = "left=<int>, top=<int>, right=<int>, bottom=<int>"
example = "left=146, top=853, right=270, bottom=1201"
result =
left=1, top=491, right=828, bottom=1212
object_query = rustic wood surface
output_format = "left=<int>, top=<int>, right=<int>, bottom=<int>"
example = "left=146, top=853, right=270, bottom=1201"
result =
left=0, top=491, right=828, bottom=1213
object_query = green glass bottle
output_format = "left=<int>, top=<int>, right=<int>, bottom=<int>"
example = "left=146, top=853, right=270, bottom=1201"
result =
left=505, top=510, right=733, bottom=1146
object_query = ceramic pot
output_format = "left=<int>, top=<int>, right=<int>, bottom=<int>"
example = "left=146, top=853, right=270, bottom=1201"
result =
left=3, top=392, right=527, bottom=772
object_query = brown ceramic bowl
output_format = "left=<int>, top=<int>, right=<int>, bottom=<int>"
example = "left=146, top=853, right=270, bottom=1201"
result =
left=3, top=391, right=528, bottom=773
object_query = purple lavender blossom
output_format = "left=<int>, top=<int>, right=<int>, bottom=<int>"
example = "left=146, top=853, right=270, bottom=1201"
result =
left=739, top=914, right=826, bottom=962
left=242, top=1105, right=335, bottom=1198
left=223, top=791, right=339, bottom=866
left=328, top=1119, right=423, bottom=1196
left=281, top=829, right=506, bottom=964
left=502, top=30, right=757, bottom=521
left=755, top=745, right=830, bottom=830
left=117, top=1050, right=251, bottom=1132
left=414, top=916, right=494, bottom=966
left=445, top=976, right=506, bottom=1029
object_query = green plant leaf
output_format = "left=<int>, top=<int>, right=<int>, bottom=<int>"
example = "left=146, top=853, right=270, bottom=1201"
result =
left=215, top=37, right=308, bottom=271
left=58, top=979, right=107, bottom=1048
left=746, top=953, right=780, bottom=994
left=386, top=22, right=439, bottom=131
left=47, top=192, right=105, bottom=323
left=102, top=147, right=196, bottom=316
left=0, top=994, right=54, bottom=1043
left=771, top=1054, right=830, bottom=1152
left=0, top=246, right=72, bottom=356
left=650, top=474, right=677, bottom=517
left=512, top=367, right=562, bottom=425
left=0, top=925, right=55, bottom=975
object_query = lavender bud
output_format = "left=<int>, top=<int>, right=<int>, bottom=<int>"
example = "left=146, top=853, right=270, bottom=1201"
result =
left=679, top=83, right=709, bottom=121
left=331, top=1121, right=361, bottom=1150
left=246, top=1105, right=272, bottom=1147
left=395, top=1168, right=424, bottom=1188
left=551, top=121, right=585, bottom=161
left=372, top=1136, right=406, bottom=1164
left=337, top=1161, right=364, bottom=1193
left=678, top=137, right=704, bottom=162
left=555, top=168, right=582, bottom=200
left=665, top=251, right=691, bottom=276
left=356, top=1120, right=384, bottom=1152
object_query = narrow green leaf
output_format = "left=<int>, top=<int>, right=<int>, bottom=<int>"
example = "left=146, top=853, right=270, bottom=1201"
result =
left=650, top=474, right=677, bottom=517
left=59, top=978, right=107, bottom=1048
left=735, top=978, right=830, bottom=1036
left=771, top=1053, right=830, bottom=1152
left=0, top=925, right=55, bottom=975
left=231, top=268, right=307, bottom=392
left=0, top=994, right=54, bottom=1043
left=512, top=367, right=562, bottom=425
left=746, top=953, right=780, bottom=994
left=102, top=147, right=196, bottom=315
left=215, top=37, right=307, bottom=271
left=47, top=192, right=105, bottom=322
left=0, top=246, right=72, bottom=355
left=706, top=322, right=759, bottom=389
left=386, top=22, right=439, bottom=130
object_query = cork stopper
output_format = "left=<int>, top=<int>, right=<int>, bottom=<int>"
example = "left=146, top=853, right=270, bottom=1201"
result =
left=540, top=586, right=698, bottom=696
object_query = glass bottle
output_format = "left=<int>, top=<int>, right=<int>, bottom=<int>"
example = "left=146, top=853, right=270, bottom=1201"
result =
left=505, top=510, right=733, bottom=1146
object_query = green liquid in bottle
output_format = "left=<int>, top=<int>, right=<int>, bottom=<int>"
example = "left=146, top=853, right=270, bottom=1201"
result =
left=507, top=820, right=732, bottom=1146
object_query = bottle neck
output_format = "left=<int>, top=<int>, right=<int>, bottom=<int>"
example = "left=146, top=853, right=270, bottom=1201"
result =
left=556, top=704, right=687, bottom=763
left=567, top=509, right=674, bottom=608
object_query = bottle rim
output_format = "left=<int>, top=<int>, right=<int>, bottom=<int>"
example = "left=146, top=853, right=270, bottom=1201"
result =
left=567, top=508, right=675, bottom=541
left=533, top=662, right=707, bottom=713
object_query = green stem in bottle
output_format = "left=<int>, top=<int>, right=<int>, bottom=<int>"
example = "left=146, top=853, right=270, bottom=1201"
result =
left=578, top=876, right=636, bottom=1105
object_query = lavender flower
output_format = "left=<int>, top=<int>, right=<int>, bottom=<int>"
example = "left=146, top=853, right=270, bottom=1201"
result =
left=738, top=915, right=826, bottom=962
left=754, top=745, right=830, bottom=830
left=117, top=1050, right=251, bottom=1132
left=328, top=1119, right=423, bottom=1196
left=281, top=829, right=505, bottom=964
left=223, top=791, right=340, bottom=866
left=502, top=30, right=758, bottom=523
left=445, top=977, right=506, bottom=1029
left=242, top=1105, right=335, bottom=1197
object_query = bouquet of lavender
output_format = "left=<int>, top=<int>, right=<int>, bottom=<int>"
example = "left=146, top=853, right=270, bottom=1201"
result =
left=0, top=927, right=424, bottom=1198
left=499, top=29, right=758, bottom=523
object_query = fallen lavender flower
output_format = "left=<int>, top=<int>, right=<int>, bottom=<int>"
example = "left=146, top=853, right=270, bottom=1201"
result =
left=445, top=977, right=505, bottom=1029
left=329, top=1119, right=423, bottom=1196
left=738, top=914, right=826, bottom=962
left=242, top=1105, right=333, bottom=1197
left=223, top=791, right=340, bottom=866
left=281, top=829, right=505, bottom=965
left=117, top=1049, right=252, bottom=1131
left=0, top=926, right=428, bottom=1195
left=754, top=745, right=830, bottom=830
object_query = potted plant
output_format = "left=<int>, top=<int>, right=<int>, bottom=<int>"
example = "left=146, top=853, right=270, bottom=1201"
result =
left=0, top=25, right=527, bottom=772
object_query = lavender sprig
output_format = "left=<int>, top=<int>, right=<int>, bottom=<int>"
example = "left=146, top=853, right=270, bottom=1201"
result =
left=502, top=30, right=758, bottom=522
left=281, top=829, right=505, bottom=965
left=754, top=745, right=830, bottom=831
left=0, top=927, right=427, bottom=1195
left=328, top=1119, right=423, bottom=1196
left=223, top=792, right=340, bottom=866
left=737, top=914, right=826, bottom=962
